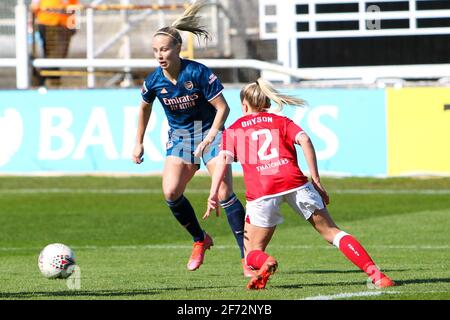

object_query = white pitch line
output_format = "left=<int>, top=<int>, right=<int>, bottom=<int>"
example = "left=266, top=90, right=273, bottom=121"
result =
left=1, top=244, right=449, bottom=252
left=302, top=291, right=400, bottom=300
left=1, top=188, right=450, bottom=195
left=332, top=189, right=450, bottom=195
left=0, top=188, right=163, bottom=194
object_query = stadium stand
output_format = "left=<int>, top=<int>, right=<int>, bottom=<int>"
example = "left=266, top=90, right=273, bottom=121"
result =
left=1, top=0, right=450, bottom=88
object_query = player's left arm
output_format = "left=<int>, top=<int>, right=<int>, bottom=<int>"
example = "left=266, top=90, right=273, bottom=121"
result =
left=296, top=132, right=330, bottom=205
left=193, top=94, right=230, bottom=157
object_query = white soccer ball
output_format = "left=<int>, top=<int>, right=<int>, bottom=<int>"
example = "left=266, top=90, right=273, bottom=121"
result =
left=38, top=243, right=76, bottom=279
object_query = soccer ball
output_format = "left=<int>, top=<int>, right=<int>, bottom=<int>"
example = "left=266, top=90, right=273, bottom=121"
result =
left=38, top=243, right=76, bottom=279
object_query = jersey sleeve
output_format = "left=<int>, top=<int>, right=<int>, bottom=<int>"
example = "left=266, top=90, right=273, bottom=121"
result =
left=220, top=128, right=237, bottom=161
left=197, top=64, right=224, bottom=102
left=285, top=118, right=304, bottom=144
left=141, top=80, right=156, bottom=104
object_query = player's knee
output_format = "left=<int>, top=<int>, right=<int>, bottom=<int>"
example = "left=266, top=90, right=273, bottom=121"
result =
left=217, top=183, right=233, bottom=202
left=218, top=190, right=233, bottom=202
left=163, top=189, right=183, bottom=202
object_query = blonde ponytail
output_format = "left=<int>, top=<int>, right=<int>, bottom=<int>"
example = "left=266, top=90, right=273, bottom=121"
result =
left=240, top=78, right=306, bottom=112
left=154, top=0, right=210, bottom=45
left=172, top=0, right=210, bottom=41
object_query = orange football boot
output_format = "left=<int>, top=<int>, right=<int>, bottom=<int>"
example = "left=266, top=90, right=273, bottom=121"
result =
left=374, top=276, right=396, bottom=288
left=246, top=256, right=278, bottom=290
left=187, top=233, right=213, bottom=271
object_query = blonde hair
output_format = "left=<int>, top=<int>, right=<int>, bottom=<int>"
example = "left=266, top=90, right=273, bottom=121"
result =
left=154, top=0, right=210, bottom=45
left=240, top=78, right=306, bottom=112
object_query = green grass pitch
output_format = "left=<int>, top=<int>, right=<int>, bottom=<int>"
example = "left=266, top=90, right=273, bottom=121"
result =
left=0, top=176, right=449, bottom=300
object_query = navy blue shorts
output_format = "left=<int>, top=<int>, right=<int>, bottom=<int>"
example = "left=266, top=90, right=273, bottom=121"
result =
left=166, top=131, right=222, bottom=167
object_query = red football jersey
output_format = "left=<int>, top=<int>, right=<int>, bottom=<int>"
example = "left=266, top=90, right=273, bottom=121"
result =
left=222, top=112, right=309, bottom=201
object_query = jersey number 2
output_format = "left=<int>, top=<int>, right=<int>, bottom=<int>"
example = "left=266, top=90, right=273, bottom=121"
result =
left=251, top=129, right=279, bottom=161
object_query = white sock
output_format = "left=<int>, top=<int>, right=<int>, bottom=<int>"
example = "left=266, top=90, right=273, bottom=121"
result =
left=332, top=231, right=349, bottom=248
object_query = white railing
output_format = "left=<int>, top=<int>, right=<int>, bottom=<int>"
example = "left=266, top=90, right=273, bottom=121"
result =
left=259, top=0, right=450, bottom=39
left=258, top=0, right=450, bottom=81
left=7, top=0, right=450, bottom=88
left=32, top=58, right=450, bottom=83
left=0, top=59, right=17, bottom=67
left=15, top=0, right=29, bottom=89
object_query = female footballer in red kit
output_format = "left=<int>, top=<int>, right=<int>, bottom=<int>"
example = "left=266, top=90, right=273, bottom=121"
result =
left=203, top=78, right=395, bottom=289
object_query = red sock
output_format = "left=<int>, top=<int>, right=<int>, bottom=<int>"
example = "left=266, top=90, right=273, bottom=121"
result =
left=333, top=232, right=386, bottom=282
left=245, top=250, right=269, bottom=269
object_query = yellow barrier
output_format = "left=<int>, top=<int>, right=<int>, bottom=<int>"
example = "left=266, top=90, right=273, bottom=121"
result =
left=181, top=32, right=194, bottom=59
left=387, top=88, right=450, bottom=176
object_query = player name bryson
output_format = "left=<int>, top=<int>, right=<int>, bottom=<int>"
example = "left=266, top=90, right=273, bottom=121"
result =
left=241, top=116, right=273, bottom=128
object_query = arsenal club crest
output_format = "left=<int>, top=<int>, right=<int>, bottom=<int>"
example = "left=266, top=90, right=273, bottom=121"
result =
left=184, top=81, right=194, bottom=90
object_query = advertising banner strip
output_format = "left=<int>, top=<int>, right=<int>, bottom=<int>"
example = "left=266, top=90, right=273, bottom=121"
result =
left=0, top=88, right=386, bottom=176
left=386, top=87, right=450, bottom=176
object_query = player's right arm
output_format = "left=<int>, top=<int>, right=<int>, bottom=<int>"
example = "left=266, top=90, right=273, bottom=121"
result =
left=132, top=100, right=153, bottom=164
left=203, top=150, right=233, bottom=219
left=204, top=127, right=236, bottom=218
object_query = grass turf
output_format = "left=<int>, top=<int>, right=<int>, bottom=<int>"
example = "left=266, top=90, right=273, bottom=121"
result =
left=0, top=176, right=449, bottom=300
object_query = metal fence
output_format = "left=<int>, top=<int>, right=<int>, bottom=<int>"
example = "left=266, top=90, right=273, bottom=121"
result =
left=1, top=0, right=239, bottom=88
left=259, top=0, right=450, bottom=39
left=259, top=0, right=450, bottom=75
left=1, top=0, right=450, bottom=88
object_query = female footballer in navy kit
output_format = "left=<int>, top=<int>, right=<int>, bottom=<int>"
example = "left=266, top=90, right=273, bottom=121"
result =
left=132, top=0, right=251, bottom=276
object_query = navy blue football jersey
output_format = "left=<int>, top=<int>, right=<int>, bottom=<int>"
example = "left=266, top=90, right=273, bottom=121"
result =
left=141, top=59, right=224, bottom=137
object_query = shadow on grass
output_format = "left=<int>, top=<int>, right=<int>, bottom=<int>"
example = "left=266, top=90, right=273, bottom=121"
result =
left=282, top=268, right=409, bottom=275
left=0, top=285, right=236, bottom=299
left=0, top=289, right=160, bottom=299
left=273, top=280, right=364, bottom=289
left=394, top=277, right=450, bottom=286
left=273, top=277, right=450, bottom=290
